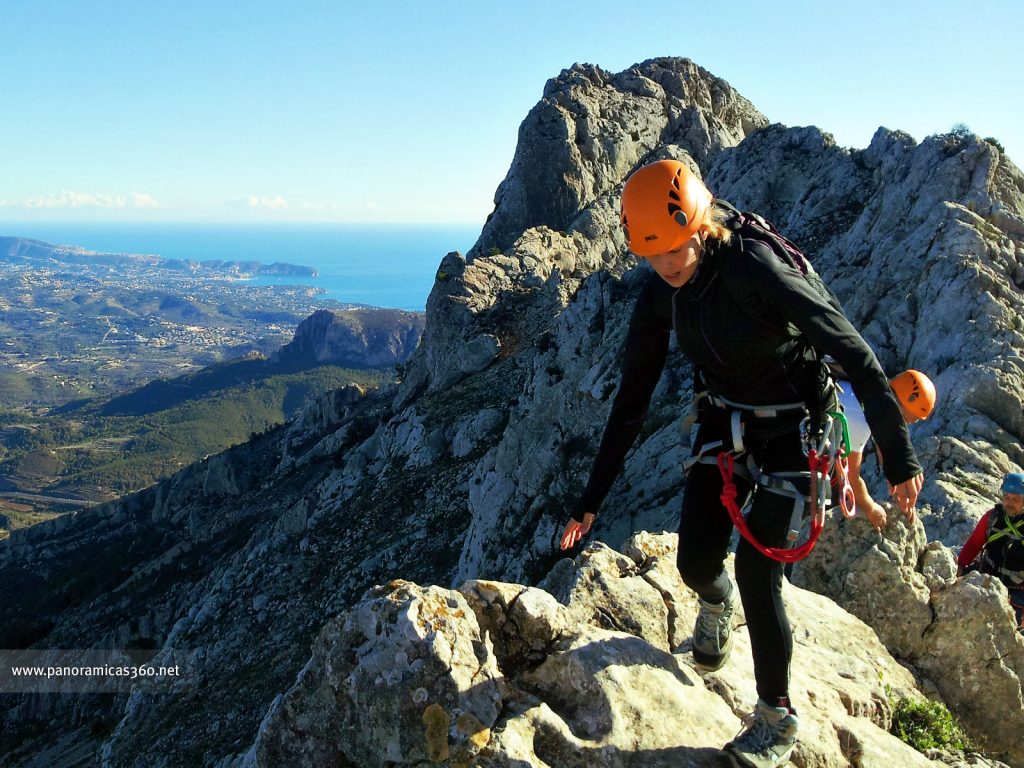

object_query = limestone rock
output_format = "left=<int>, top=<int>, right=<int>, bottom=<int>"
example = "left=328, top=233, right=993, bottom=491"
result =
left=241, top=581, right=503, bottom=767
left=473, top=58, right=768, bottom=258
left=794, top=514, right=1024, bottom=766
left=795, top=513, right=934, bottom=658
left=458, top=580, right=569, bottom=671
left=914, top=572, right=1024, bottom=765
left=242, top=534, right=949, bottom=768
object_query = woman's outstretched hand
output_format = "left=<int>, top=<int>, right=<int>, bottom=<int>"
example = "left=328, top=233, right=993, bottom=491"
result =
left=560, top=513, right=595, bottom=551
left=888, top=472, right=924, bottom=522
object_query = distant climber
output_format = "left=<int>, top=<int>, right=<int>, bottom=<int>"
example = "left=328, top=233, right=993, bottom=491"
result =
left=957, top=472, right=1024, bottom=631
left=559, top=159, right=923, bottom=768
left=836, top=369, right=936, bottom=530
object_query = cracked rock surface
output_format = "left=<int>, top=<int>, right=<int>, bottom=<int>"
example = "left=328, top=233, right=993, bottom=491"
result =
left=240, top=533, right=983, bottom=768
left=794, top=514, right=1024, bottom=765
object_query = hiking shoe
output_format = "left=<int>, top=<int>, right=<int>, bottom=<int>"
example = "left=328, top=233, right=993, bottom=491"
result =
left=726, top=699, right=799, bottom=768
left=692, top=589, right=735, bottom=671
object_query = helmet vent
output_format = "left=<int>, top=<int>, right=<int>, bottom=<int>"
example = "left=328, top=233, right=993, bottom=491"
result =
left=668, top=203, right=682, bottom=216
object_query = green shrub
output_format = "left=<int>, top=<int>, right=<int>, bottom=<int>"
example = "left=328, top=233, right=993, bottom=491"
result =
left=984, top=136, right=1005, bottom=153
left=887, top=687, right=974, bottom=753
left=949, top=122, right=972, bottom=139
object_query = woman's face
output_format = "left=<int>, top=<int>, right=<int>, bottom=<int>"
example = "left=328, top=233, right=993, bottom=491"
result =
left=644, top=235, right=702, bottom=287
left=1004, top=492, right=1024, bottom=517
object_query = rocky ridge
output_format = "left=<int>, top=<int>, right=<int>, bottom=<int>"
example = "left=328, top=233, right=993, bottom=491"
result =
left=1, top=56, right=1023, bottom=766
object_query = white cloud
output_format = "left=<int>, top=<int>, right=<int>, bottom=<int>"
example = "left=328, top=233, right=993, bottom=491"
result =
left=132, top=193, right=159, bottom=209
left=246, top=195, right=290, bottom=210
left=3, top=190, right=160, bottom=209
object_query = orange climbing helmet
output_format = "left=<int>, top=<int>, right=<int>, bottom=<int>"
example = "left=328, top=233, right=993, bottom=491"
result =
left=621, top=160, right=713, bottom=257
left=890, top=370, right=936, bottom=419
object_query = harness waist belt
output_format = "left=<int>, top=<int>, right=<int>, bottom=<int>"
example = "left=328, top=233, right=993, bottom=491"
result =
left=706, top=392, right=808, bottom=418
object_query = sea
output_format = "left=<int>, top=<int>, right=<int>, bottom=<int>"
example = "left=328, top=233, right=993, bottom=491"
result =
left=0, top=222, right=481, bottom=312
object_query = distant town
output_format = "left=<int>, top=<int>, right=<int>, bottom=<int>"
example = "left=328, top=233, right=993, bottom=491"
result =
left=0, top=238, right=399, bottom=535
left=0, top=240, right=362, bottom=405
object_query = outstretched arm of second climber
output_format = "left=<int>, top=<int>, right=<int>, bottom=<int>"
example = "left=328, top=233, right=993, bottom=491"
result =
left=956, top=510, right=991, bottom=576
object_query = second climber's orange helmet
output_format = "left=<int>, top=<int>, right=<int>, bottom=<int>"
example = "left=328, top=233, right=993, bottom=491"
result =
left=890, top=370, right=937, bottom=420
left=621, top=160, right=713, bottom=257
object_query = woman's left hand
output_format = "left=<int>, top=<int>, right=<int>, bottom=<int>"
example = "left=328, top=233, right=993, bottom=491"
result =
left=560, top=513, right=595, bottom=551
left=888, top=472, right=924, bottom=521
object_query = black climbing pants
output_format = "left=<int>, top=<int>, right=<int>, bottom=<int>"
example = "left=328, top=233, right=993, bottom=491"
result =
left=677, top=411, right=810, bottom=702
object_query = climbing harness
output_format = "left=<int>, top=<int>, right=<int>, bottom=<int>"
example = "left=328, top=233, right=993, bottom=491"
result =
left=981, top=509, right=1024, bottom=585
left=686, top=393, right=854, bottom=563
left=986, top=510, right=1024, bottom=546
left=716, top=451, right=822, bottom=563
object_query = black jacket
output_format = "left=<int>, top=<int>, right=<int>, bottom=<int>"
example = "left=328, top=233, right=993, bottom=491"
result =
left=573, top=230, right=922, bottom=520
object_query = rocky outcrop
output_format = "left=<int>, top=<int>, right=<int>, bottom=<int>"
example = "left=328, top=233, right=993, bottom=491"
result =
left=471, top=58, right=768, bottom=258
left=272, top=307, right=424, bottom=368
left=793, top=513, right=1024, bottom=765
left=1, top=56, right=1022, bottom=767
left=0, top=236, right=58, bottom=262
left=239, top=534, right=972, bottom=768
left=276, top=383, right=369, bottom=471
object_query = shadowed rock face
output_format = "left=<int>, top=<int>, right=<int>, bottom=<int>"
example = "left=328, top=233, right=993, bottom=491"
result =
left=1, top=56, right=1023, bottom=767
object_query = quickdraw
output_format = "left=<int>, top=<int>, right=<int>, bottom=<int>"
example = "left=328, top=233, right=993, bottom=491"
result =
left=711, top=406, right=855, bottom=563
left=717, top=451, right=825, bottom=563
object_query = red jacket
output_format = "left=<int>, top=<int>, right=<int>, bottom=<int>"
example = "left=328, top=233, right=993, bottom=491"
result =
left=958, top=509, right=992, bottom=570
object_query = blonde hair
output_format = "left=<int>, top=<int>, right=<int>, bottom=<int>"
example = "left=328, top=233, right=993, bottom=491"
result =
left=700, top=204, right=733, bottom=245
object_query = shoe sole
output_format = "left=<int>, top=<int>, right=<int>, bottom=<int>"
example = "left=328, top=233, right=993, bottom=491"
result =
left=724, top=744, right=795, bottom=768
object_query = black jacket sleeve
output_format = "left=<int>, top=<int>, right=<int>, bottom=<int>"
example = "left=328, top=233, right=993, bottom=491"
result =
left=740, top=241, right=922, bottom=485
left=572, top=273, right=673, bottom=521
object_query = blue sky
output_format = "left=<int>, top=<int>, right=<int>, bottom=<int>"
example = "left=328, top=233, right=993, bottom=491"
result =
left=1, top=0, right=1021, bottom=224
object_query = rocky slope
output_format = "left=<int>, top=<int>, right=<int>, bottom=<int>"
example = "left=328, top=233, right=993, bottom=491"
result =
left=1, top=56, right=1023, bottom=767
